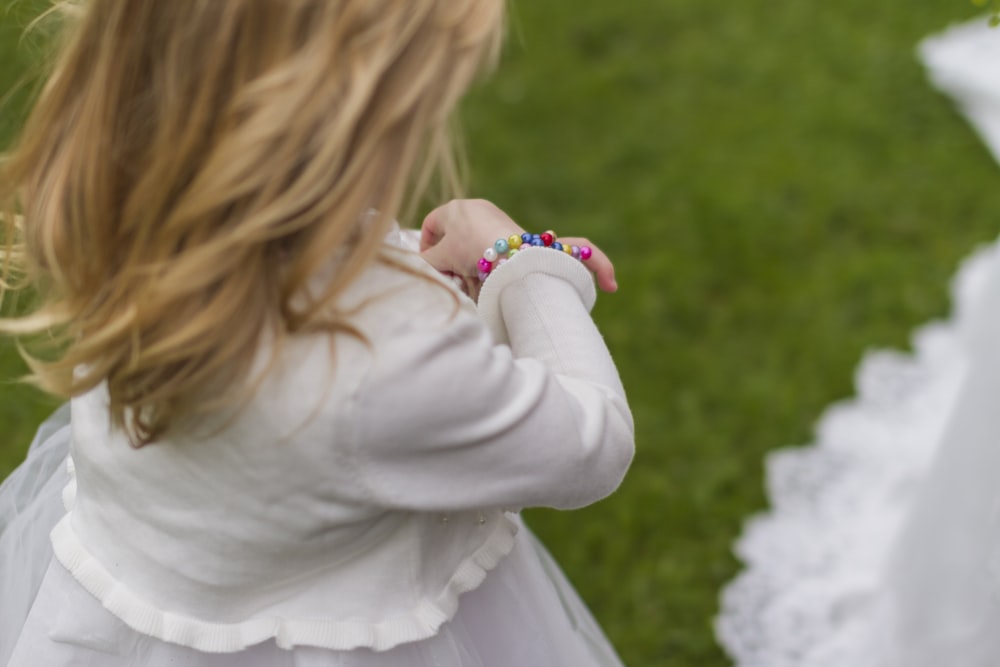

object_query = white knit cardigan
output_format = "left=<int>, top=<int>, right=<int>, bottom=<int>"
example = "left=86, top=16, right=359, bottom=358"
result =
left=52, top=228, right=635, bottom=653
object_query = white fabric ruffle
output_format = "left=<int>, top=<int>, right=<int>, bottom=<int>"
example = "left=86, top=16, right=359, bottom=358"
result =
left=0, top=414, right=623, bottom=666
left=717, top=16, right=1000, bottom=667
left=50, top=489, right=518, bottom=653
left=716, top=241, right=996, bottom=667
left=920, top=18, right=1000, bottom=164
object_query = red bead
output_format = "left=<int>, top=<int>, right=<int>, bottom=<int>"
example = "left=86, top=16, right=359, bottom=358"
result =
left=540, top=232, right=554, bottom=247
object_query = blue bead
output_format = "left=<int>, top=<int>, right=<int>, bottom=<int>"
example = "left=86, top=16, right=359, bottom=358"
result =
left=532, top=234, right=541, bottom=242
left=552, top=242, right=563, bottom=251
left=521, top=232, right=532, bottom=243
left=531, top=238, right=544, bottom=247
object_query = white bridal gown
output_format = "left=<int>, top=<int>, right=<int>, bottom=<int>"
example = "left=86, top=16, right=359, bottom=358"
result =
left=718, top=18, right=1000, bottom=667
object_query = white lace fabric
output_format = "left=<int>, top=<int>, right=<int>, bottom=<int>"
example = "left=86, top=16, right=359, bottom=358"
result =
left=717, top=18, right=1000, bottom=667
left=717, top=243, right=992, bottom=667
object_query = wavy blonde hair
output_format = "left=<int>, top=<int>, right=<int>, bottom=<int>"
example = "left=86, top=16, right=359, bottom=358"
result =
left=0, top=0, right=505, bottom=445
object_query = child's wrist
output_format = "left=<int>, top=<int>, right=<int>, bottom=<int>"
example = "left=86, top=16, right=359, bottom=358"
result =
left=476, top=231, right=592, bottom=281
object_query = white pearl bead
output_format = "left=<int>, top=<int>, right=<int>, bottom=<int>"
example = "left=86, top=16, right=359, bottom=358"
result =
left=483, top=247, right=498, bottom=262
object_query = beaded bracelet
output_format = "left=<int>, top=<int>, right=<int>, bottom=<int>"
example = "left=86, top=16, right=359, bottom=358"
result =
left=477, top=231, right=592, bottom=281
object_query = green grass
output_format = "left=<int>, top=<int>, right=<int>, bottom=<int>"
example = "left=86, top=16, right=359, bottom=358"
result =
left=3, top=2, right=1000, bottom=666
left=0, top=0, right=59, bottom=474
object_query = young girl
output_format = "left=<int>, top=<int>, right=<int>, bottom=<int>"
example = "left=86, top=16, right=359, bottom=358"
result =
left=718, top=16, right=1000, bottom=667
left=0, top=2, right=634, bottom=665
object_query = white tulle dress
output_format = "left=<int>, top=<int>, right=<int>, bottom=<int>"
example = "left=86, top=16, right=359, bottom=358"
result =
left=1, top=418, right=620, bottom=667
left=0, top=229, right=629, bottom=667
left=717, top=18, right=1000, bottom=667
left=1, top=416, right=622, bottom=667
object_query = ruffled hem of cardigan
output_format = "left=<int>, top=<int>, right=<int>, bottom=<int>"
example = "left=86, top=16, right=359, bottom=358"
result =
left=51, top=456, right=520, bottom=654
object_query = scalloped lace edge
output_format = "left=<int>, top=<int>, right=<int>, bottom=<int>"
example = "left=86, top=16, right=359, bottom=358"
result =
left=715, top=243, right=999, bottom=667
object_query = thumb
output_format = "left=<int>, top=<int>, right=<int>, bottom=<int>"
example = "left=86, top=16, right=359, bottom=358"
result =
left=420, top=209, right=444, bottom=252
left=419, top=236, right=462, bottom=277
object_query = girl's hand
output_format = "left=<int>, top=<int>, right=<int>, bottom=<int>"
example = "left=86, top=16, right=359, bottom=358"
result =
left=420, top=198, right=618, bottom=297
left=420, top=198, right=523, bottom=277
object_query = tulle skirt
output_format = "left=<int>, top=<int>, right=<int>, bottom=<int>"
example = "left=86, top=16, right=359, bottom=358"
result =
left=717, top=18, right=1000, bottom=667
left=0, top=407, right=624, bottom=667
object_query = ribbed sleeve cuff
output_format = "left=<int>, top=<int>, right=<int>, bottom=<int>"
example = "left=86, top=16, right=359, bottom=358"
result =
left=476, top=248, right=597, bottom=346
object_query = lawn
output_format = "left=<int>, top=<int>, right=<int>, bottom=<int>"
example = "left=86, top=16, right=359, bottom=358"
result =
left=3, top=2, right=1000, bottom=666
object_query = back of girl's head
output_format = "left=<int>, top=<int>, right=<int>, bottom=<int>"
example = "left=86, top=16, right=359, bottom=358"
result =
left=0, top=0, right=505, bottom=445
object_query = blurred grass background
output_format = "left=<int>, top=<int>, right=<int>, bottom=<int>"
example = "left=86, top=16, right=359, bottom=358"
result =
left=0, top=0, right=61, bottom=474
left=3, top=1, right=1000, bottom=666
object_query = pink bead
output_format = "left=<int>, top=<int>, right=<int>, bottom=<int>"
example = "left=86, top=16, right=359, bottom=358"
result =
left=580, top=246, right=593, bottom=261
left=478, top=270, right=489, bottom=282
left=477, top=257, right=492, bottom=273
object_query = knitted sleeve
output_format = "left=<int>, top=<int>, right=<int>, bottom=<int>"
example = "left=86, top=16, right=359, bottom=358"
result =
left=354, top=249, right=634, bottom=512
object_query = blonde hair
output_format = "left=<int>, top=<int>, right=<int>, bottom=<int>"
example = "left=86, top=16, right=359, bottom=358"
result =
left=0, top=0, right=505, bottom=445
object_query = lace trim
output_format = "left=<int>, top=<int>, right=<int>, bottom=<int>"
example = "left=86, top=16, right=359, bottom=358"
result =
left=716, top=243, right=998, bottom=667
left=51, top=457, right=519, bottom=653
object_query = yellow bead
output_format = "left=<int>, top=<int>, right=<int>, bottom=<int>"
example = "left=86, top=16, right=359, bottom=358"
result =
left=507, top=234, right=522, bottom=249
left=563, top=244, right=573, bottom=255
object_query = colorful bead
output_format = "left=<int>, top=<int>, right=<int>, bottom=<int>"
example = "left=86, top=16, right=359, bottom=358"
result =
left=478, top=230, right=592, bottom=284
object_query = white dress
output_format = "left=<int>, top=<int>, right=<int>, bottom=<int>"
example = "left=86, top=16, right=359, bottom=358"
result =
left=717, top=18, right=1000, bottom=667
left=0, top=232, right=630, bottom=667
left=1, top=420, right=622, bottom=667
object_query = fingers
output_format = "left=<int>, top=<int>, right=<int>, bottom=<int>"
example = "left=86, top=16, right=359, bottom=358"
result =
left=419, top=203, right=464, bottom=275
left=420, top=207, right=445, bottom=252
left=419, top=234, right=459, bottom=277
left=559, top=236, right=618, bottom=293
left=419, top=199, right=524, bottom=276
